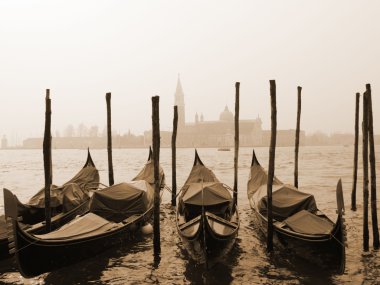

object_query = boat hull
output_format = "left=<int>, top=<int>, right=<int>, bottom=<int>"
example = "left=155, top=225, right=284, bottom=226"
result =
left=252, top=207, right=345, bottom=272
left=178, top=211, right=239, bottom=266
left=10, top=208, right=152, bottom=278
left=0, top=199, right=90, bottom=260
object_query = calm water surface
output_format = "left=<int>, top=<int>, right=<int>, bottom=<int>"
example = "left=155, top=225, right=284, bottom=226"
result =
left=0, top=146, right=379, bottom=284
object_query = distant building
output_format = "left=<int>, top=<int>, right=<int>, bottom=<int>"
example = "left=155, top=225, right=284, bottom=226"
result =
left=144, top=76, right=304, bottom=147
left=1, top=135, right=8, bottom=149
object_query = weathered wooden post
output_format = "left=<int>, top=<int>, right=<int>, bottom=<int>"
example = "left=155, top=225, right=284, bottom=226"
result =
left=43, top=89, right=52, bottom=232
left=152, top=96, right=161, bottom=255
left=106, top=92, right=114, bottom=186
left=171, top=105, right=178, bottom=206
left=362, top=91, right=369, bottom=252
left=294, top=86, right=302, bottom=188
left=267, top=80, right=277, bottom=252
left=351, top=92, right=360, bottom=211
left=233, top=82, right=240, bottom=208
left=366, top=84, right=379, bottom=249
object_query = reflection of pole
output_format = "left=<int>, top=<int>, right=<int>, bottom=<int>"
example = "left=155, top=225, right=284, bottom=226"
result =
left=171, top=106, right=178, bottom=206
left=43, top=89, right=52, bottom=232
left=294, top=86, right=302, bottom=188
left=106, top=92, right=114, bottom=186
left=366, top=84, right=379, bottom=249
left=362, top=91, right=369, bottom=252
left=267, top=80, right=277, bottom=252
left=233, top=82, right=240, bottom=208
left=351, top=92, right=360, bottom=211
left=152, top=96, right=161, bottom=256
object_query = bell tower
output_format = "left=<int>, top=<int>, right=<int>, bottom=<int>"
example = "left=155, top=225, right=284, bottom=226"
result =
left=174, top=74, right=185, bottom=128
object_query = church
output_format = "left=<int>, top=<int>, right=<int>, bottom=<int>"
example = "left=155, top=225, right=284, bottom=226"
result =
left=146, top=76, right=269, bottom=148
left=145, top=76, right=304, bottom=148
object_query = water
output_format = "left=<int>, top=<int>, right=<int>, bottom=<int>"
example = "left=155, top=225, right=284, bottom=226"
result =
left=0, top=146, right=379, bottom=284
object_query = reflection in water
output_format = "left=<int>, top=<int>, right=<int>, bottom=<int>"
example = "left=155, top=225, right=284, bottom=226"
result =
left=183, top=241, right=240, bottom=285
left=43, top=250, right=111, bottom=285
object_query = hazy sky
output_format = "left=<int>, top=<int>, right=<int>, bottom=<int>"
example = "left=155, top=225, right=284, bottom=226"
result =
left=1, top=1, right=379, bottom=145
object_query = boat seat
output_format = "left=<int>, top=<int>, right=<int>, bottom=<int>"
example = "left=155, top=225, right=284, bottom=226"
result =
left=179, top=216, right=201, bottom=231
left=122, top=214, right=141, bottom=224
left=274, top=220, right=286, bottom=228
left=177, top=215, right=186, bottom=226
left=205, top=212, right=238, bottom=229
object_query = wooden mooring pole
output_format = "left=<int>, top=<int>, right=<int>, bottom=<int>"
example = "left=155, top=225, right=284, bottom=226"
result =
left=366, top=84, right=379, bottom=249
left=43, top=89, right=52, bottom=232
left=106, top=92, right=114, bottom=186
left=267, top=80, right=277, bottom=252
left=171, top=106, right=178, bottom=207
left=294, top=86, right=302, bottom=188
left=152, top=96, right=161, bottom=255
left=233, top=82, right=240, bottom=208
left=362, top=91, right=369, bottom=252
left=351, top=92, right=360, bottom=211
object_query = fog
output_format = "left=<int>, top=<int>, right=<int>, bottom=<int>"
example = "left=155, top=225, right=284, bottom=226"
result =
left=1, top=1, right=379, bottom=145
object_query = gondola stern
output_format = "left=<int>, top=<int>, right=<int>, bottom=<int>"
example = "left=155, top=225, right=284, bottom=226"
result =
left=335, top=178, right=346, bottom=274
left=148, top=146, right=153, bottom=161
left=194, top=149, right=204, bottom=166
left=336, top=178, right=345, bottom=216
left=251, top=149, right=260, bottom=166
left=84, top=148, right=96, bottom=168
left=3, top=188, right=19, bottom=220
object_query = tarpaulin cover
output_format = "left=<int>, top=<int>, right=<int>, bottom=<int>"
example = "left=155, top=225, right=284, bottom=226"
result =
left=132, top=160, right=165, bottom=188
left=89, top=180, right=153, bottom=223
left=179, top=182, right=232, bottom=219
left=26, top=166, right=99, bottom=210
left=183, top=164, right=220, bottom=185
left=248, top=163, right=317, bottom=221
left=258, top=186, right=317, bottom=221
left=182, top=182, right=232, bottom=206
left=34, top=213, right=118, bottom=240
left=284, top=210, right=334, bottom=235
left=247, top=163, right=282, bottom=200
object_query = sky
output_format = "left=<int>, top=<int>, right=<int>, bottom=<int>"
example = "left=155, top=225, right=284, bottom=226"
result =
left=0, top=0, right=379, bottom=145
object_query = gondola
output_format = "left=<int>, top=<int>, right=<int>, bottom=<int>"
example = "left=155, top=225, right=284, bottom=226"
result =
left=247, top=149, right=346, bottom=273
left=176, top=150, right=239, bottom=266
left=3, top=148, right=165, bottom=277
left=0, top=149, right=99, bottom=260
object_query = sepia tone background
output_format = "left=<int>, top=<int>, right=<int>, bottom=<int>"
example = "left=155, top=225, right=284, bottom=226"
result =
left=0, top=0, right=379, bottom=147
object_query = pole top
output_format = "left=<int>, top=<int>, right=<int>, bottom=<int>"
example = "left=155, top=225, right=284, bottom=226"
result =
left=46, top=89, right=50, bottom=100
left=297, top=86, right=302, bottom=91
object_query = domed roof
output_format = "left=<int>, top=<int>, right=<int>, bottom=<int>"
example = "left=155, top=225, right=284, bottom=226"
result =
left=219, top=106, right=233, bottom=121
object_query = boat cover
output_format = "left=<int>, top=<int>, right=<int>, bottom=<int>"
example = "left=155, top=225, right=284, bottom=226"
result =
left=132, top=160, right=165, bottom=189
left=179, top=182, right=232, bottom=219
left=182, top=182, right=231, bottom=206
left=89, top=181, right=153, bottom=223
left=284, top=210, right=334, bottom=235
left=183, top=164, right=220, bottom=185
left=248, top=163, right=317, bottom=221
left=25, top=165, right=99, bottom=210
left=34, top=213, right=118, bottom=240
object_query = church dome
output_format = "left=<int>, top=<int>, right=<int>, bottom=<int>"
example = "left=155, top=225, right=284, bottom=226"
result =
left=219, top=106, right=233, bottom=121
